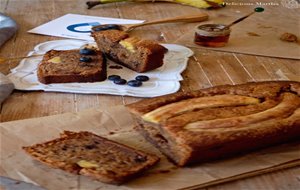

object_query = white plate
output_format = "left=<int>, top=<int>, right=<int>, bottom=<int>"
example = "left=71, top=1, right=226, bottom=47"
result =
left=8, top=40, right=193, bottom=97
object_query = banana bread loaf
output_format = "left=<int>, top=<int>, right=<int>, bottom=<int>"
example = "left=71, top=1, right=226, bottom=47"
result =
left=126, top=81, right=300, bottom=166
left=37, top=49, right=106, bottom=84
left=91, top=29, right=168, bottom=73
left=23, top=131, right=160, bottom=185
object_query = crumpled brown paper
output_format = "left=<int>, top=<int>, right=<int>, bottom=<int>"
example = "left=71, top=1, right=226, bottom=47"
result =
left=0, top=106, right=299, bottom=190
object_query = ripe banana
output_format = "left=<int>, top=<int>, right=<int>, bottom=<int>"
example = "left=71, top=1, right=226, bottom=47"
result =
left=173, top=0, right=225, bottom=9
left=87, top=0, right=225, bottom=9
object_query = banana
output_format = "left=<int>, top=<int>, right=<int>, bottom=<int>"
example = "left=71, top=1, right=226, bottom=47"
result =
left=87, top=0, right=225, bottom=9
left=173, top=0, right=225, bottom=9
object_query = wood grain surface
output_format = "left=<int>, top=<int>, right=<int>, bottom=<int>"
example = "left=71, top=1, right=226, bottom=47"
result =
left=0, top=0, right=300, bottom=189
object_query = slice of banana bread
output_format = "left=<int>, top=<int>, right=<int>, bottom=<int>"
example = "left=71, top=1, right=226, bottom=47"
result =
left=37, top=49, right=106, bottom=84
left=22, top=131, right=160, bottom=185
left=91, top=29, right=168, bottom=73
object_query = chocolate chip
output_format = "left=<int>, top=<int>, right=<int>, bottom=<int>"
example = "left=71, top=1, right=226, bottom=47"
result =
left=85, top=144, right=96, bottom=149
left=135, top=155, right=147, bottom=162
left=62, top=145, right=68, bottom=151
left=79, top=62, right=93, bottom=67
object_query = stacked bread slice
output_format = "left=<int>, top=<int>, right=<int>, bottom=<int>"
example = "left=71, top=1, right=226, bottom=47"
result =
left=37, top=29, right=167, bottom=84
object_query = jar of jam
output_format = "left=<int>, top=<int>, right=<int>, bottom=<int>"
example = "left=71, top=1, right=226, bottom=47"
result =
left=194, top=24, right=231, bottom=47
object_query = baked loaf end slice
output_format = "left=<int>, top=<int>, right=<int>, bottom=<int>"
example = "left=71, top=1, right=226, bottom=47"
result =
left=91, top=29, right=168, bottom=73
left=23, top=131, right=160, bottom=185
left=126, top=81, right=300, bottom=166
left=37, top=49, right=106, bottom=84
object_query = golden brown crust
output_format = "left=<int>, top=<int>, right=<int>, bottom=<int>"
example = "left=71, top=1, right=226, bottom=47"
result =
left=91, top=30, right=129, bottom=44
left=127, top=81, right=300, bottom=166
left=37, top=49, right=106, bottom=84
left=127, top=81, right=300, bottom=115
left=91, top=29, right=168, bottom=73
left=23, top=131, right=160, bottom=185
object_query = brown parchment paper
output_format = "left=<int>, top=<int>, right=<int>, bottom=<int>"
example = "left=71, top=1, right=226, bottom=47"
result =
left=175, top=6, right=300, bottom=60
left=0, top=105, right=300, bottom=190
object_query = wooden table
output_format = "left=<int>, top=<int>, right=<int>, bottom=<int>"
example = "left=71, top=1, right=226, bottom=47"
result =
left=1, top=0, right=299, bottom=189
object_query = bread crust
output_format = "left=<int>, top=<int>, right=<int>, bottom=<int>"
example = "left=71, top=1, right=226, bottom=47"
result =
left=37, top=49, right=107, bottom=84
left=126, top=81, right=300, bottom=166
left=23, top=131, right=160, bottom=185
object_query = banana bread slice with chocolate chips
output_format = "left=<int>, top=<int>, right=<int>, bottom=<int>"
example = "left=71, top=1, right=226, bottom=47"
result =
left=37, top=49, right=106, bottom=84
left=23, top=131, right=160, bottom=185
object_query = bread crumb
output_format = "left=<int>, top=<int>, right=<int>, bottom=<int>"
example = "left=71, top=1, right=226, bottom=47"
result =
left=157, top=169, right=171, bottom=174
left=247, top=32, right=260, bottom=37
left=280, top=32, right=298, bottom=42
left=257, top=24, right=272, bottom=29
left=109, top=65, right=123, bottom=69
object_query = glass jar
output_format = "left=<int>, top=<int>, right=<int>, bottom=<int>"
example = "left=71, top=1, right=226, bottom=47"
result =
left=194, top=24, right=231, bottom=47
